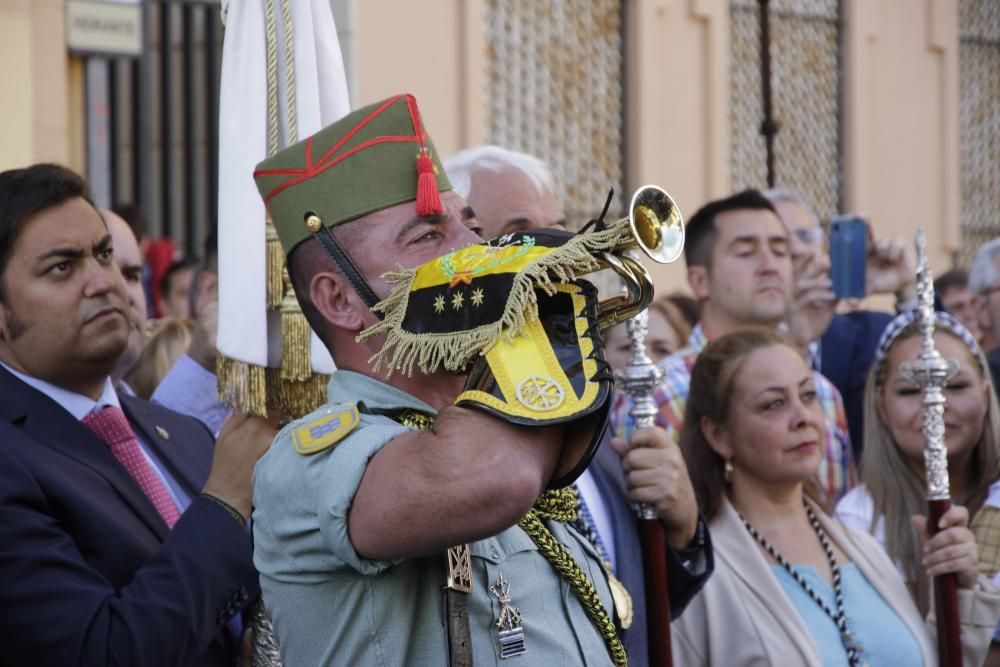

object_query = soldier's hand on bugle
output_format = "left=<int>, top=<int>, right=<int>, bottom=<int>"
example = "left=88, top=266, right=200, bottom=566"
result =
left=612, top=425, right=698, bottom=550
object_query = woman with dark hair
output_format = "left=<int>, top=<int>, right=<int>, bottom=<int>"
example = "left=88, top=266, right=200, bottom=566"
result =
left=672, top=328, right=1000, bottom=666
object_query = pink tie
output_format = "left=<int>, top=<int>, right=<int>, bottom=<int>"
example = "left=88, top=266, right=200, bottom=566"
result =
left=83, top=406, right=181, bottom=528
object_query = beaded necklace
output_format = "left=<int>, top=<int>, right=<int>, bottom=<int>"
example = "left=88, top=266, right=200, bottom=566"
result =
left=739, top=500, right=867, bottom=667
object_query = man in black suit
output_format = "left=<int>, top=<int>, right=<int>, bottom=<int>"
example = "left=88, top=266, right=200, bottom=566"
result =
left=0, top=163, right=276, bottom=666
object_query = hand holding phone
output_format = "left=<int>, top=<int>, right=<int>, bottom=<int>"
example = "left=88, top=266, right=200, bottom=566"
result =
left=829, top=215, right=867, bottom=300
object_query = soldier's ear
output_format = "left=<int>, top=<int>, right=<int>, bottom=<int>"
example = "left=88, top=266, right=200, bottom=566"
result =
left=311, top=270, right=365, bottom=332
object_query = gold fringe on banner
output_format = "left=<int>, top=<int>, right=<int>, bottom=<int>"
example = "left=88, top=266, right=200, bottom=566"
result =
left=280, top=269, right=313, bottom=381
left=265, top=368, right=329, bottom=419
left=358, top=219, right=631, bottom=378
left=216, top=354, right=268, bottom=417
left=265, top=221, right=285, bottom=309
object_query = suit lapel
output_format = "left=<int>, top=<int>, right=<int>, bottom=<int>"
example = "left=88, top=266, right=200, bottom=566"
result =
left=121, top=396, right=208, bottom=497
left=0, top=367, right=169, bottom=541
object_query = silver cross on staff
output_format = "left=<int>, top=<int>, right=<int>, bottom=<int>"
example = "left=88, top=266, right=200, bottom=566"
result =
left=898, top=230, right=959, bottom=501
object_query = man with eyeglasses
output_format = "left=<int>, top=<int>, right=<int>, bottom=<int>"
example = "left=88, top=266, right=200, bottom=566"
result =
left=764, top=189, right=916, bottom=457
left=936, top=268, right=982, bottom=342
left=969, top=239, right=1000, bottom=391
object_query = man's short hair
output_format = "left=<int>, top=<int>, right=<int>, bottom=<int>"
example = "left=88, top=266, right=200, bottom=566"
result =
left=969, top=239, right=1000, bottom=296
left=684, top=189, right=778, bottom=268
left=161, top=258, right=199, bottom=296
left=935, top=268, right=969, bottom=295
left=0, top=164, right=94, bottom=300
left=112, top=203, right=147, bottom=243
left=444, top=145, right=555, bottom=201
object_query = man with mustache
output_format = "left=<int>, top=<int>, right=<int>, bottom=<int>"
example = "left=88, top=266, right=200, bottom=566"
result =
left=251, top=94, right=662, bottom=665
left=0, top=163, right=276, bottom=666
left=612, top=190, right=857, bottom=511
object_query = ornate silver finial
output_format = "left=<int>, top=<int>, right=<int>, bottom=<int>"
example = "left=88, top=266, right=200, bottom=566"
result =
left=898, top=230, right=955, bottom=500
left=616, top=305, right=664, bottom=520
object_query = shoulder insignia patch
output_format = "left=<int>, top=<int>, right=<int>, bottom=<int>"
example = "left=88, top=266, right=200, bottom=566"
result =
left=292, top=404, right=359, bottom=455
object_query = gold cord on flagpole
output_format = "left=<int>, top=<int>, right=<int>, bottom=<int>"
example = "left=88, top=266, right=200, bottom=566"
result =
left=263, top=0, right=284, bottom=309
left=281, top=0, right=296, bottom=143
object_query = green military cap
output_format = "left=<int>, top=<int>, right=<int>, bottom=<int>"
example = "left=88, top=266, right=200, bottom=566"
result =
left=254, top=93, right=452, bottom=256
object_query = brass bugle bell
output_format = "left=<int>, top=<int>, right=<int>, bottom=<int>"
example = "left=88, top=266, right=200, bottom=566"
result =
left=594, top=185, right=685, bottom=330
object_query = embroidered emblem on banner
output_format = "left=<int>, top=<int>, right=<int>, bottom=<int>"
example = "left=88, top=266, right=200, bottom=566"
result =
left=292, top=405, right=359, bottom=455
left=515, top=376, right=565, bottom=412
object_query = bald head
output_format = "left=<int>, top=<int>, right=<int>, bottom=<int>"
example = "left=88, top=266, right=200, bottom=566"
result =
left=101, top=208, right=147, bottom=379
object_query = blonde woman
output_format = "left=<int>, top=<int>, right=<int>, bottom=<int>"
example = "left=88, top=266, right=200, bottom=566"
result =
left=835, top=311, right=1000, bottom=610
left=673, top=328, right=1000, bottom=666
left=124, top=318, right=195, bottom=399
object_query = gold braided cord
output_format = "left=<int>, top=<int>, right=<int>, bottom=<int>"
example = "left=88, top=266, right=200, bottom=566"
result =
left=275, top=0, right=311, bottom=385
left=530, top=487, right=578, bottom=522
left=263, top=0, right=284, bottom=308
left=397, top=417, right=623, bottom=663
left=280, top=0, right=296, bottom=144
left=519, top=491, right=627, bottom=667
left=264, top=0, right=279, bottom=157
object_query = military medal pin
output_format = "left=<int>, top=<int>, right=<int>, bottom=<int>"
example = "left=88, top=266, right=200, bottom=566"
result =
left=490, top=574, right=526, bottom=659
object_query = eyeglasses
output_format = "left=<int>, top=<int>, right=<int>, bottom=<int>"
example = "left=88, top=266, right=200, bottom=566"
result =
left=792, top=227, right=824, bottom=246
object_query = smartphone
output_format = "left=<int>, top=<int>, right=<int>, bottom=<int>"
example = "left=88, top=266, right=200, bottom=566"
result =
left=829, top=215, right=867, bottom=300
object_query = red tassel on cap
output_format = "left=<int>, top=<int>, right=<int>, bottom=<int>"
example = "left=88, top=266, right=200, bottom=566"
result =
left=415, top=148, right=443, bottom=216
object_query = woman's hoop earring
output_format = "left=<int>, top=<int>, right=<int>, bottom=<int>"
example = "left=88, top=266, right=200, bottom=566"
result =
left=724, top=459, right=734, bottom=483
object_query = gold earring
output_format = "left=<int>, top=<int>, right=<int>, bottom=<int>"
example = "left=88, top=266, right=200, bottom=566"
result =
left=724, top=459, right=734, bottom=483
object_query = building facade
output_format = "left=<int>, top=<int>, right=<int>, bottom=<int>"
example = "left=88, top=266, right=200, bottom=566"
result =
left=0, top=0, right=996, bottom=294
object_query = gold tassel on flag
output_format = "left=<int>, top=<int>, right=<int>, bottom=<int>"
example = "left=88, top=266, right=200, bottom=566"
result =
left=216, top=355, right=268, bottom=417
left=265, top=369, right=329, bottom=419
left=280, top=269, right=313, bottom=382
left=266, top=221, right=285, bottom=309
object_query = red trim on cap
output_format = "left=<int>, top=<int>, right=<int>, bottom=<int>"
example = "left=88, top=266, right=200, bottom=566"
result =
left=253, top=94, right=433, bottom=205
left=257, top=135, right=420, bottom=202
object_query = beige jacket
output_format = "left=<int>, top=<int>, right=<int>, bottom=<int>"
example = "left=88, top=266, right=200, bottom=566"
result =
left=673, top=498, right=1000, bottom=666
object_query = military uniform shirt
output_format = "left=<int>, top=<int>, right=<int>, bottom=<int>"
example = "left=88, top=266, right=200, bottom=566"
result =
left=252, top=370, right=617, bottom=666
